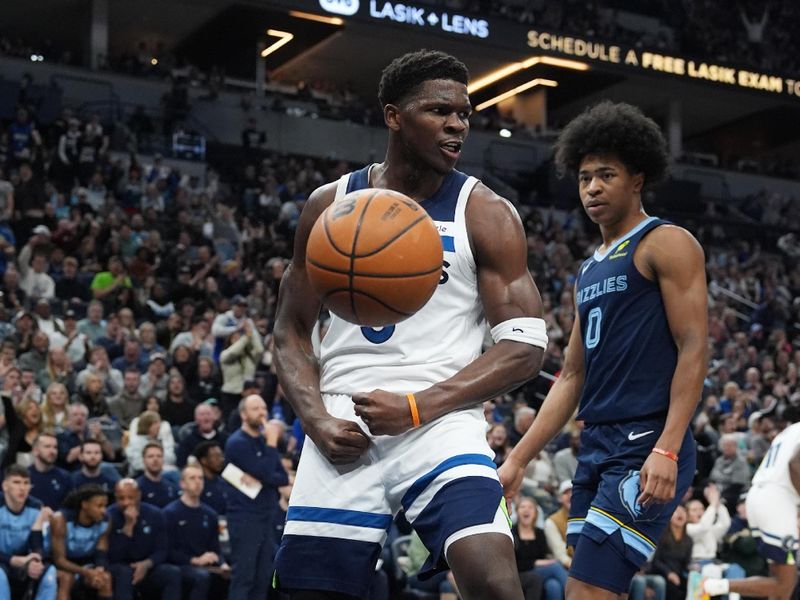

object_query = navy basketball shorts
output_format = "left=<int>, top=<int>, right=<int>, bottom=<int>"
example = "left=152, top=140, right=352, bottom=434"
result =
left=273, top=394, right=511, bottom=599
left=567, top=415, right=696, bottom=594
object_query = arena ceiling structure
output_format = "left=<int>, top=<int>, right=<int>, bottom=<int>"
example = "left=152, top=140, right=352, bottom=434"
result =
left=7, top=0, right=800, bottom=162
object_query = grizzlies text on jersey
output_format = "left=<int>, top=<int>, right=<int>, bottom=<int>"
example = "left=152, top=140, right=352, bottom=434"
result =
left=575, top=217, right=676, bottom=423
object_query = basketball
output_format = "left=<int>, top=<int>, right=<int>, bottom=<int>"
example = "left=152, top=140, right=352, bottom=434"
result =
left=305, top=188, right=443, bottom=327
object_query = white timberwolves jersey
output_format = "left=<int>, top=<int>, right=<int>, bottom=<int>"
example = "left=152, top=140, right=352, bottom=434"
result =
left=751, top=421, right=800, bottom=501
left=319, top=165, right=486, bottom=397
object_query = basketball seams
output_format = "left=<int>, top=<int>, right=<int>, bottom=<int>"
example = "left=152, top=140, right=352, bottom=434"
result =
left=321, top=211, right=353, bottom=258
left=320, top=288, right=413, bottom=317
left=307, top=188, right=442, bottom=326
left=353, top=214, right=433, bottom=258
left=306, top=259, right=441, bottom=279
left=349, top=190, right=381, bottom=323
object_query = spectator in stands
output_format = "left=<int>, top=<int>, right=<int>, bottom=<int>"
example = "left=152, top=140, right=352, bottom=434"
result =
left=37, top=347, right=75, bottom=396
left=686, top=484, right=745, bottom=580
left=176, top=403, right=228, bottom=468
left=8, top=109, right=42, bottom=167
left=138, top=321, right=164, bottom=364
left=57, top=403, right=112, bottom=469
left=106, top=478, right=181, bottom=600
left=552, top=430, right=579, bottom=484
left=165, top=464, right=229, bottom=600
left=33, top=298, right=61, bottom=339
left=77, top=300, right=106, bottom=344
left=219, top=319, right=263, bottom=420
left=507, top=406, right=536, bottom=447
left=0, top=465, right=57, bottom=600
left=135, top=441, right=178, bottom=508
left=211, top=294, right=252, bottom=361
left=74, top=372, right=110, bottom=418
left=194, top=440, right=227, bottom=515
left=187, top=356, right=221, bottom=404
left=0, top=166, right=15, bottom=226
left=1, top=270, right=27, bottom=314
left=93, top=315, right=124, bottom=362
left=224, top=395, right=287, bottom=600
left=90, top=255, right=132, bottom=307
left=75, top=346, right=123, bottom=396
left=28, top=432, right=72, bottom=510
left=18, top=370, right=40, bottom=406
left=70, top=439, right=119, bottom=494
left=488, top=423, right=511, bottom=467
left=544, top=480, right=573, bottom=570
left=14, top=163, right=47, bottom=234
left=55, top=257, right=90, bottom=303
left=17, top=235, right=55, bottom=300
left=40, top=382, right=68, bottom=432
left=170, top=316, right=212, bottom=357
left=139, top=353, right=169, bottom=402
left=161, top=373, right=195, bottom=428
left=18, top=330, right=48, bottom=376
left=709, top=434, right=751, bottom=511
left=513, top=496, right=567, bottom=600
left=112, top=339, right=145, bottom=373
left=50, top=484, right=113, bottom=600
left=649, top=505, right=692, bottom=600
left=5, top=396, right=43, bottom=468
left=108, top=368, right=145, bottom=429
left=126, top=410, right=176, bottom=475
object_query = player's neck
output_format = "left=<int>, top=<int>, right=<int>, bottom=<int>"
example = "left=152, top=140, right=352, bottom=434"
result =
left=599, top=209, right=648, bottom=250
left=372, top=159, right=446, bottom=202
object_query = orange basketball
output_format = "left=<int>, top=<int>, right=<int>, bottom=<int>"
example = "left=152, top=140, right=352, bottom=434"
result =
left=305, top=188, right=443, bottom=327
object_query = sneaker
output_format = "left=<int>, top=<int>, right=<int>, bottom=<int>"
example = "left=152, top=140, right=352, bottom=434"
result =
left=686, top=571, right=710, bottom=600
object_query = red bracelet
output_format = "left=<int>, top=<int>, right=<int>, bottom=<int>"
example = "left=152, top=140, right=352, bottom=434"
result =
left=652, top=447, right=679, bottom=462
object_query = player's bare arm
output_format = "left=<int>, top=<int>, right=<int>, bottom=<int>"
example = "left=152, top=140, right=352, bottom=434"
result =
left=274, top=183, right=370, bottom=464
left=636, top=224, right=708, bottom=506
left=499, top=302, right=585, bottom=501
left=50, top=513, right=89, bottom=577
left=353, top=184, right=545, bottom=435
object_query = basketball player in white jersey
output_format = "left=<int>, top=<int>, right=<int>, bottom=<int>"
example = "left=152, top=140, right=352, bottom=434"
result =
left=272, top=50, right=547, bottom=599
left=694, top=408, right=800, bottom=599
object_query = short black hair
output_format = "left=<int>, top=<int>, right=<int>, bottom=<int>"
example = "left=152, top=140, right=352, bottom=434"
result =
left=378, top=49, right=469, bottom=108
left=62, top=484, right=107, bottom=512
left=194, top=440, right=222, bottom=462
left=554, top=101, right=669, bottom=188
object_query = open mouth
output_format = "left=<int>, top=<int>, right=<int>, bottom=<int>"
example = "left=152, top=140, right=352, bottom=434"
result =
left=439, top=140, right=463, bottom=157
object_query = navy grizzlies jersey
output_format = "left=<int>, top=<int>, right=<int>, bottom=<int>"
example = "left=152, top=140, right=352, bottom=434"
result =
left=575, top=217, right=676, bottom=423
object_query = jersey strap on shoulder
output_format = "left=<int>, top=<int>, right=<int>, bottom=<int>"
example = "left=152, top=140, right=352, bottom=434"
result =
left=490, top=317, right=548, bottom=349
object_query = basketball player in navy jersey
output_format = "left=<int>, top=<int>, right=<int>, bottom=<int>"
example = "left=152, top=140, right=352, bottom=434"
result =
left=500, top=101, right=708, bottom=599
left=273, top=50, right=547, bottom=599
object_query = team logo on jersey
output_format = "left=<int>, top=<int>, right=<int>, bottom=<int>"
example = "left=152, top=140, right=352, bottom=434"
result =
left=609, top=240, right=630, bottom=260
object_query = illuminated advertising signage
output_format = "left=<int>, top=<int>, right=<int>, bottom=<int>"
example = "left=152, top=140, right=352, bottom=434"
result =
left=318, top=0, right=490, bottom=39
left=526, top=30, right=800, bottom=98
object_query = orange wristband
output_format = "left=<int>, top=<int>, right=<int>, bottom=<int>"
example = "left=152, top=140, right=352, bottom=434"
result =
left=652, top=447, right=679, bottom=462
left=406, top=393, right=421, bottom=428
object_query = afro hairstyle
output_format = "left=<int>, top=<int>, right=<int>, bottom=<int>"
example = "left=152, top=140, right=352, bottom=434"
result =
left=378, top=49, right=469, bottom=108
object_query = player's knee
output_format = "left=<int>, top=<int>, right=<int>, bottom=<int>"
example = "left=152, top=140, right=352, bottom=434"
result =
left=456, top=568, right=521, bottom=600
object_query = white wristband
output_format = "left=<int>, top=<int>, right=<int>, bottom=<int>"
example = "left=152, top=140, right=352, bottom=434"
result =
left=490, top=317, right=548, bottom=350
